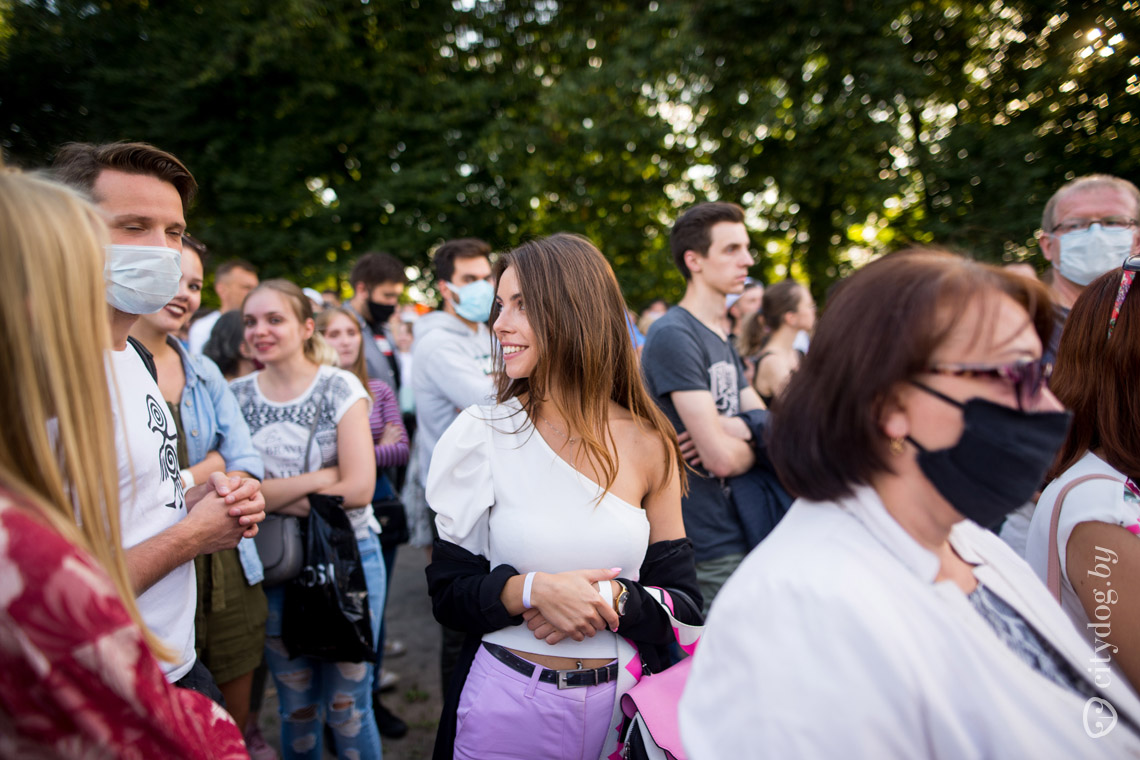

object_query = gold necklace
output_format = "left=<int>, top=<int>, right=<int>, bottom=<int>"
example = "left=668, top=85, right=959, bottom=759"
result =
left=541, top=415, right=578, bottom=443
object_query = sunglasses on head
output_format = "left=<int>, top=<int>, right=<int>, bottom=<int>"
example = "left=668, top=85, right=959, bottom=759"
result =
left=925, top=358, right=1053, bottom=411
left=1107, top=255, right=1140, bottom=340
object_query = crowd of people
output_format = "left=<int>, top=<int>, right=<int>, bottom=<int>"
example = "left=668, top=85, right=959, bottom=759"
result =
left=1, top=136, right=1140, bottom=760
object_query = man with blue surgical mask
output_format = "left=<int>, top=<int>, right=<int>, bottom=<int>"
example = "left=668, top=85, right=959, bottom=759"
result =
left=407, top=238, right=496, bottom=690
left=52, top=142, right=266, bottom=704
left=1038, top=174, right=1140, bottom=364
left=411, top=238, right=496, bottom=477
left=999, top=174, right=1140, bottom=559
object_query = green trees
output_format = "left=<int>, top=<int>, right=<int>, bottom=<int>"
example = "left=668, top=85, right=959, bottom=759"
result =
left=683, top=0, right=1139, bottom=300
left=2, top=0, right=1136, bottom=303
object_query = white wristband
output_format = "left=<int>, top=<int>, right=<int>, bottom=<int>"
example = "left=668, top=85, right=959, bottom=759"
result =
left=522, top=571, right=537, bottom=610
left=596, top=579, right=613, bottom=608
left=179, top=468, right=195, bottom=489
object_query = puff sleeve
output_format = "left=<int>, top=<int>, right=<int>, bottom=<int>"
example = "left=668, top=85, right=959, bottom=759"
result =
left=426, top=405, right=496, bottom=558
left=425, top=406, right=522, bottom=635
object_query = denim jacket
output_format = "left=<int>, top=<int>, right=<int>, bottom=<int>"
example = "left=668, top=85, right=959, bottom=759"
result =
left=170, top=337, right=266, bottom=585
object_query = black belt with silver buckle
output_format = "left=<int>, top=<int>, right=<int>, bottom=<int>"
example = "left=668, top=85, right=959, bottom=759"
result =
left=483, top=642, right=618, bottom=689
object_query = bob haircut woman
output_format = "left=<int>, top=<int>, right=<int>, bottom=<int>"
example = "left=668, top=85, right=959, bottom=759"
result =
left=682, top=248, right=1140, bottom=758
left=425, top=233, right=701, bottom=760
left=0, top=170, right=245, bottom=755
left=773, top=250, right=1053, bottom=500
left=1026, top=264, right=1140, bottom=694
left=203, top=310, right=256, bottom=380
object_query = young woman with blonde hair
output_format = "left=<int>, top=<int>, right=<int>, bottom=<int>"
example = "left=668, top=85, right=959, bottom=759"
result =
left=317, top=304, right=411, bottom=738
left=0, top=169, right=245, bottom=755
left=426, top=233, right=703, bottom=760
left=232, top=279, right=383, bottom=759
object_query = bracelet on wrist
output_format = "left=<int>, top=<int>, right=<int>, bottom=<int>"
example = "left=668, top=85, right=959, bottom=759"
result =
left=522, top=571, right=537, bottom=610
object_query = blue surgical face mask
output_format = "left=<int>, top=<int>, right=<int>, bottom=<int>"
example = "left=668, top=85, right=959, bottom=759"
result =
left=1058, top=224, right=1134, bottom=286
left=104, top=244, right=182, bottom=314
left=446, top=279, right=494, bottom=323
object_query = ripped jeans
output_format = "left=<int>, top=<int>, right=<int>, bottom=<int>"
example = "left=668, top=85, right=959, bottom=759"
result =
left=265, top=531, right=385, bottom=760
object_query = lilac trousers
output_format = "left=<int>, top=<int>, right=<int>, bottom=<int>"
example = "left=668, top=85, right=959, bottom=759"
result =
left=453, top=644, right=618, bottom=760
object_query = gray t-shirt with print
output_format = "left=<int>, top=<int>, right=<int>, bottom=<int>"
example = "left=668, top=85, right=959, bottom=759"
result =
left=641, top=306, right=749, bottom=562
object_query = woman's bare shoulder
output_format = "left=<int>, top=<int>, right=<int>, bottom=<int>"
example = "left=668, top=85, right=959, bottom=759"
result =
left=609, top=406, right=672, bottom=475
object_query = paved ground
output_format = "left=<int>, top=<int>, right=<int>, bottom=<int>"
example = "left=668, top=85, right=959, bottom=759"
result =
left=259, top=546, right=445, bottom=759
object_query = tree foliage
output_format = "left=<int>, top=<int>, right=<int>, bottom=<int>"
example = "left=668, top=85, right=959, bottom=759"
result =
left=2, top=0, right=1137, bottom=305
left=681, top=0, right=1140, bottom=299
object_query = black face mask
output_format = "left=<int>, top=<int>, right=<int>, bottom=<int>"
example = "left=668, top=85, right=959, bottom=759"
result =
left=366, top=300, right=395, bottom=329
left=906, top=382, right=1071, bottom=528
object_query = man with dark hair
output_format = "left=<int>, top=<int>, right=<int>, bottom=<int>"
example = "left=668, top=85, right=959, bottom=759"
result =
left=52, top=142, right=266, bottom=701
left=408, top=238, right=495, bottom=690
left=187, top=257, right=259, bottom=354
left=412, top=238, right=495, bottom=478
left=347, top=252, right=407, bottom=392
left=344, top=250, right=410, bottom=738
left=53, top=140, right=198, bottom=208
left=321, top=288, right=342, bottom=309
left=641, top=202, right=766, bottom=609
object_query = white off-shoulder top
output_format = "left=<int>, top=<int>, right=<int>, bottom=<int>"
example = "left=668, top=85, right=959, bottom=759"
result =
left=426, top=398, right=650, bottom=659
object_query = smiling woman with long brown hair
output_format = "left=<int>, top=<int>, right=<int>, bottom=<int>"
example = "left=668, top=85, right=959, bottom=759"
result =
left=425, top=233, right=702, bottom=760
left=0, top=169, right=246, bottom=756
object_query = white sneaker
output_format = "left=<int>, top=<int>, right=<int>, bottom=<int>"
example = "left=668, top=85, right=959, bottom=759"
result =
left=384, top=639, right=407, bottom=658
left=378, top=669, right=400, bottom=693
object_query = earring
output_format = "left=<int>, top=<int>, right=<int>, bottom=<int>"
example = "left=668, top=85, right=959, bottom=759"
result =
left=889, top=437, right=905, bottom=455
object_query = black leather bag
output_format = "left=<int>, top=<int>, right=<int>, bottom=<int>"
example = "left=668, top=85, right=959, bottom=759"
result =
left=372, top=497, right=409, bottom=549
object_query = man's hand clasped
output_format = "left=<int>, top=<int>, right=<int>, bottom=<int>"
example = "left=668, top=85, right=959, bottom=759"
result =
left=185, top=472, right=266, bottom=552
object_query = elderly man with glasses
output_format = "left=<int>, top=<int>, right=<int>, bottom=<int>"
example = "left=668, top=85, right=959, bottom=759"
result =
left=999, top=174, right=1140, bottom=558
left=1038, top=174, right=1140, bottom=364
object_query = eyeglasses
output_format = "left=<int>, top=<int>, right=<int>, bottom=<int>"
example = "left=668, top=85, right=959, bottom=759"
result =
left=1050, top=217, right=1138, bottom=235
left=925, top=358, right=1053, bottom=411
left=1107, top=255, right=1140, bottom=339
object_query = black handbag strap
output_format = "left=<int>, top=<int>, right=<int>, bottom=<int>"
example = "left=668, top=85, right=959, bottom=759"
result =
left=304, top=376, right=332, bottom=473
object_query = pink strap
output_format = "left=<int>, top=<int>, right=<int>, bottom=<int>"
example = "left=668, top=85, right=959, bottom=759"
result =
left=619, top=657, right=693, bottom=759
left=1046, top=473, right=1121, bottom=602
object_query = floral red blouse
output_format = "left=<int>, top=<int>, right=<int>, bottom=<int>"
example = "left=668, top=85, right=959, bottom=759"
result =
left=0, top=487, right=247, bottom=758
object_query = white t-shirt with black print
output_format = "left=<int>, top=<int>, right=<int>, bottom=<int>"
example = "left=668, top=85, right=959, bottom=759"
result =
left=231, top=365, right=376, bottom=538
left=108, top=346, right=196, bottom=682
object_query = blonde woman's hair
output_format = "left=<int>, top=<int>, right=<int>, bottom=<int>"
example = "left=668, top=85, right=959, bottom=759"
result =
left=316, top=307, right=373, bottom=401
left=310, top=332, right=339, bottom=368
left=0, top=168, right=173, bottom=660
left=242, top=279, right=328, bottom=365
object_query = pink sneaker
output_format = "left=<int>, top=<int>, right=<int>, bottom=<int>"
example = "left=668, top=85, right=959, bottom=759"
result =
left=244, top=722, right=279, bottom=760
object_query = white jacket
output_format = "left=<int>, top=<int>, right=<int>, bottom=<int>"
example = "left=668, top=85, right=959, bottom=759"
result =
left=681, top=485, right=1140, bottom=759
